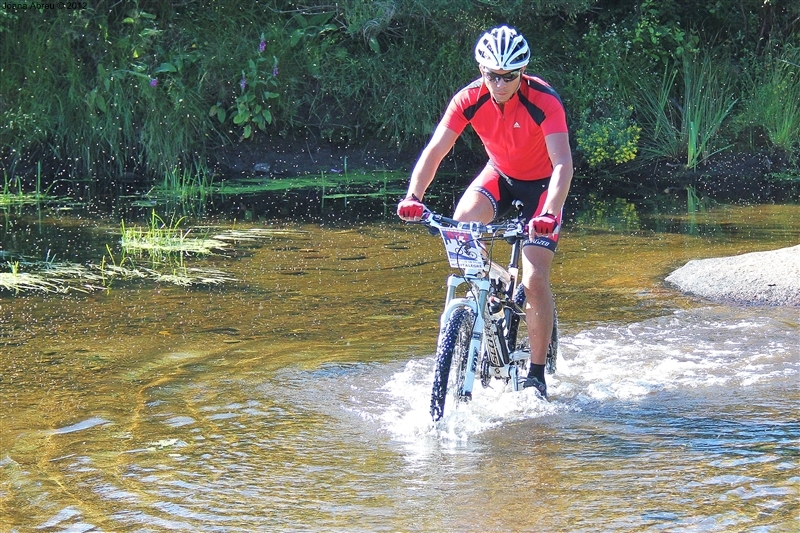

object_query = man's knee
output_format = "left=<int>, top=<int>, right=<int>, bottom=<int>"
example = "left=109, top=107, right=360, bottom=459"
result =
left=522, top=271, right=549, bottom=295
left=453, top=190, right=495, bottom=223
left=521, top=253, right=553, bottom=297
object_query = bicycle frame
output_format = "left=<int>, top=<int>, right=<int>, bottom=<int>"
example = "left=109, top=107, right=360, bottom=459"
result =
left=422, top=207, right=529, bottom=401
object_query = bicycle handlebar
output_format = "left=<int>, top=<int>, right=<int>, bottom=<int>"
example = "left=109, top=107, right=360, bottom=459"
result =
left=419, top=208, right=528, bottom=241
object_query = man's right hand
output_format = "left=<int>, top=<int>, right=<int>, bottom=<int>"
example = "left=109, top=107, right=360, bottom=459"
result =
left=397, top=194, right=424, bottom=220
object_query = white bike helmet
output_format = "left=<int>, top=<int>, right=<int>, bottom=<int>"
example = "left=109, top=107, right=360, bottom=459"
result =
left=474, top=26, right=530, bottom=71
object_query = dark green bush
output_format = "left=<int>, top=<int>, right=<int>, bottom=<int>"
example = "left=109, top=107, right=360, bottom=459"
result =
left=1, top=0, right=798, bottom=195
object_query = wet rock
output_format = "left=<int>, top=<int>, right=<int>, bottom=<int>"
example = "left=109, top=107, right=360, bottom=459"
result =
left=253, top=162, right=271, bottom=174
left=665, top=245, right=800, bottom=306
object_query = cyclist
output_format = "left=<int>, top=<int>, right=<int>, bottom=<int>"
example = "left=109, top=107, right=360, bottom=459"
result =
left=397, top=25, right=573, bottom=399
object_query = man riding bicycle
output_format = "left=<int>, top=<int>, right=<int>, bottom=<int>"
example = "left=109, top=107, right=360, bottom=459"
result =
left=397, top=25, right=573, bottom=399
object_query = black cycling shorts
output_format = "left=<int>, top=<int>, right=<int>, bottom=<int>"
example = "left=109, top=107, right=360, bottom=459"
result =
left=468, top=162, right=560, bottom=252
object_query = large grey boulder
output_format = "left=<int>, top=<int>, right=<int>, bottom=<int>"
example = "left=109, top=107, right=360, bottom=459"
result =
left=665, top=245, right=800, bottom=307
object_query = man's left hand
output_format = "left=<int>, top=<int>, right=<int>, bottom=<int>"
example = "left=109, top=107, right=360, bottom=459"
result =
left=528, top=213, right=559, bottom=236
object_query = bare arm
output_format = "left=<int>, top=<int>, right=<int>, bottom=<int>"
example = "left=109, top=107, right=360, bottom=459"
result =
left=405, top=123, right=460, bottom=201
left=539, top=132, right=573, bottom=216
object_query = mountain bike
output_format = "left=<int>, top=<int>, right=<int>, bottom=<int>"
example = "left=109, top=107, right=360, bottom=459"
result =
left=418, top=201, right=558, bottom=422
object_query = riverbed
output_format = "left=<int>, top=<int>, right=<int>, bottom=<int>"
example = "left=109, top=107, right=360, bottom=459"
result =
left=0, top=204, right=798, bottom=532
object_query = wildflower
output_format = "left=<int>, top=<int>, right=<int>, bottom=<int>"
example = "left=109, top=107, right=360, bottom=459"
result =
left=150, top=78, right=158, bottom=87
left=272, top=66, right=279, bottom=77
left=259, top=40, right=266, bottom=53
left=240, top=73, right=246, bottom=92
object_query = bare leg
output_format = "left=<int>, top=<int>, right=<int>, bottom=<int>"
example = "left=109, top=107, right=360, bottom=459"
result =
left=521, top=244, right=554, bottom=365
left=453, top=189, right=494, bottom=224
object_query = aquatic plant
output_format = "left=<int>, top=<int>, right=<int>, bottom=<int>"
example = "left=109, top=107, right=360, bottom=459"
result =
left=0, top=164, right=55, bottom=208
left=1, top=233, right=269, bottom=295
left=0, top=261, right=59, bottom=293
left=0, top=259, right=240, bottom=294
left=143, top=163, right=216, bottom=215
left=121, top=210, right=227, bottom=259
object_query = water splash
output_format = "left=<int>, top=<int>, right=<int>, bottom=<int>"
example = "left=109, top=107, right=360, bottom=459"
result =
left=362, top=305, right=798, bottom=444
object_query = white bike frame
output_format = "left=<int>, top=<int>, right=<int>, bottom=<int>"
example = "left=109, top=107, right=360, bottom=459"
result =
left=433, top=225, right=527, bottom=400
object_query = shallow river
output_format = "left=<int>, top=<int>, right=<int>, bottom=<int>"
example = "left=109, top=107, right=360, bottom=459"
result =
left=0, top=204, right=798, bottom=532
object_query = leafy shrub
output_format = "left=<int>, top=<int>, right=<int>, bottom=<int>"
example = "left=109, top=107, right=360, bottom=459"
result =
left=575, top=110, right=641, bottom=167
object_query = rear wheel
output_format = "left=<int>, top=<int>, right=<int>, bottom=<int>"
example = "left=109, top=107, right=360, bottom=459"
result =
left=430, top=306, right=475, bottom=422
left=505, top=284, right=558, bottom=374
left=546, top=306, right=559, bottom=375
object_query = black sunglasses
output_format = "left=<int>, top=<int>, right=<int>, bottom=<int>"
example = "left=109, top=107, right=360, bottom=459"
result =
left=482, top=68, right=522, bottom=84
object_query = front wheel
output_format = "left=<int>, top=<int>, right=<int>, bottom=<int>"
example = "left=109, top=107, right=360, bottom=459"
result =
left=430, top=306, right=476, bottom=422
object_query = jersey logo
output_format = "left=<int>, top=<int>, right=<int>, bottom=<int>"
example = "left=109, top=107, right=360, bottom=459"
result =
left=513, top=122, right=521, bottom=128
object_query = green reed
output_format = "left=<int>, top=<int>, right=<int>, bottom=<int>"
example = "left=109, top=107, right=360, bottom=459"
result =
left=682, top=54, right=737, bottom=169
left=633, top=52, right=737, bottom=169
left=744, top=47, right=800, bottom=154
left=0, top=164, right=53, bottom=208
left=147, top=163, right=216, bottom=215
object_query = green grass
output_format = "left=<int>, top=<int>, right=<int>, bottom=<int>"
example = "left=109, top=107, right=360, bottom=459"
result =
left=120, top=210, right=226, bottom=259
left=0, top=164, right=55, bottom=208
left=745, top=47, right=800, bottom=153
left=632, top=52, right=737, bottom=169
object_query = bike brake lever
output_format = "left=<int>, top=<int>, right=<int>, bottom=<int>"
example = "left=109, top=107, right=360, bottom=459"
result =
left=417, top=208, right=441, bottom=235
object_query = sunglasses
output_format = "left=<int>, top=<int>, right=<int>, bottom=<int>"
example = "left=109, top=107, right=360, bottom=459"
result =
left=482, top=68, right=522, bottom=84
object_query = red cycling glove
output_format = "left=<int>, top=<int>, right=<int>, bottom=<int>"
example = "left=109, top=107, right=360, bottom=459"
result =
left=528, top=213, right=559, bottom=236
left=397, top=194, right=424, bottom=220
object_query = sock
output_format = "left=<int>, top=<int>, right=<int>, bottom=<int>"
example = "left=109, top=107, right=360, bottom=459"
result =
left=527, top=363, right=546, bottom=384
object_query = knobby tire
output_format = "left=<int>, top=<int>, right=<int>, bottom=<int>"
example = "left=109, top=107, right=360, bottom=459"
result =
left=430, top=306, right=475, bottom=422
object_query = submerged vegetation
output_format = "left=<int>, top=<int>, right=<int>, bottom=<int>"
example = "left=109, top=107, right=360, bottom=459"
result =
left=1, top=164, right=57, bottom=208
left=0, top=258, right=236, bottom=294
left=0, top=213, right=309, bottom=294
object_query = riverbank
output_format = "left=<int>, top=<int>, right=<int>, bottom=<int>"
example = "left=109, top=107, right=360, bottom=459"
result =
left=206, top=134, right=800, bottom=211
left=9, top=131, right=798, bottom=223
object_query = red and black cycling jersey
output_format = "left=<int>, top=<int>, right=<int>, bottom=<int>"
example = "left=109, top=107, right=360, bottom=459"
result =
left=441, top=74, right=568, bottom=181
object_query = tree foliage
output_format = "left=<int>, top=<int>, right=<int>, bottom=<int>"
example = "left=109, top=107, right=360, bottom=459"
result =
left=0, top=0, right=798, bottom=185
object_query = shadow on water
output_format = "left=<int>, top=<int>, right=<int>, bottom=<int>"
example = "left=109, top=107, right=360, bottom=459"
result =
left=0, top=202, right=798, bottom=531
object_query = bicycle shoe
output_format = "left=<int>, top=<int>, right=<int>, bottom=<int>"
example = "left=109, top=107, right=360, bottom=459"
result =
left=522, top=376, right=548, bottom=399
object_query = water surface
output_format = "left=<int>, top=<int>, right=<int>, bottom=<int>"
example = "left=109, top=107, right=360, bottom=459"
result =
left=0, top=204, right=798, bottom=532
